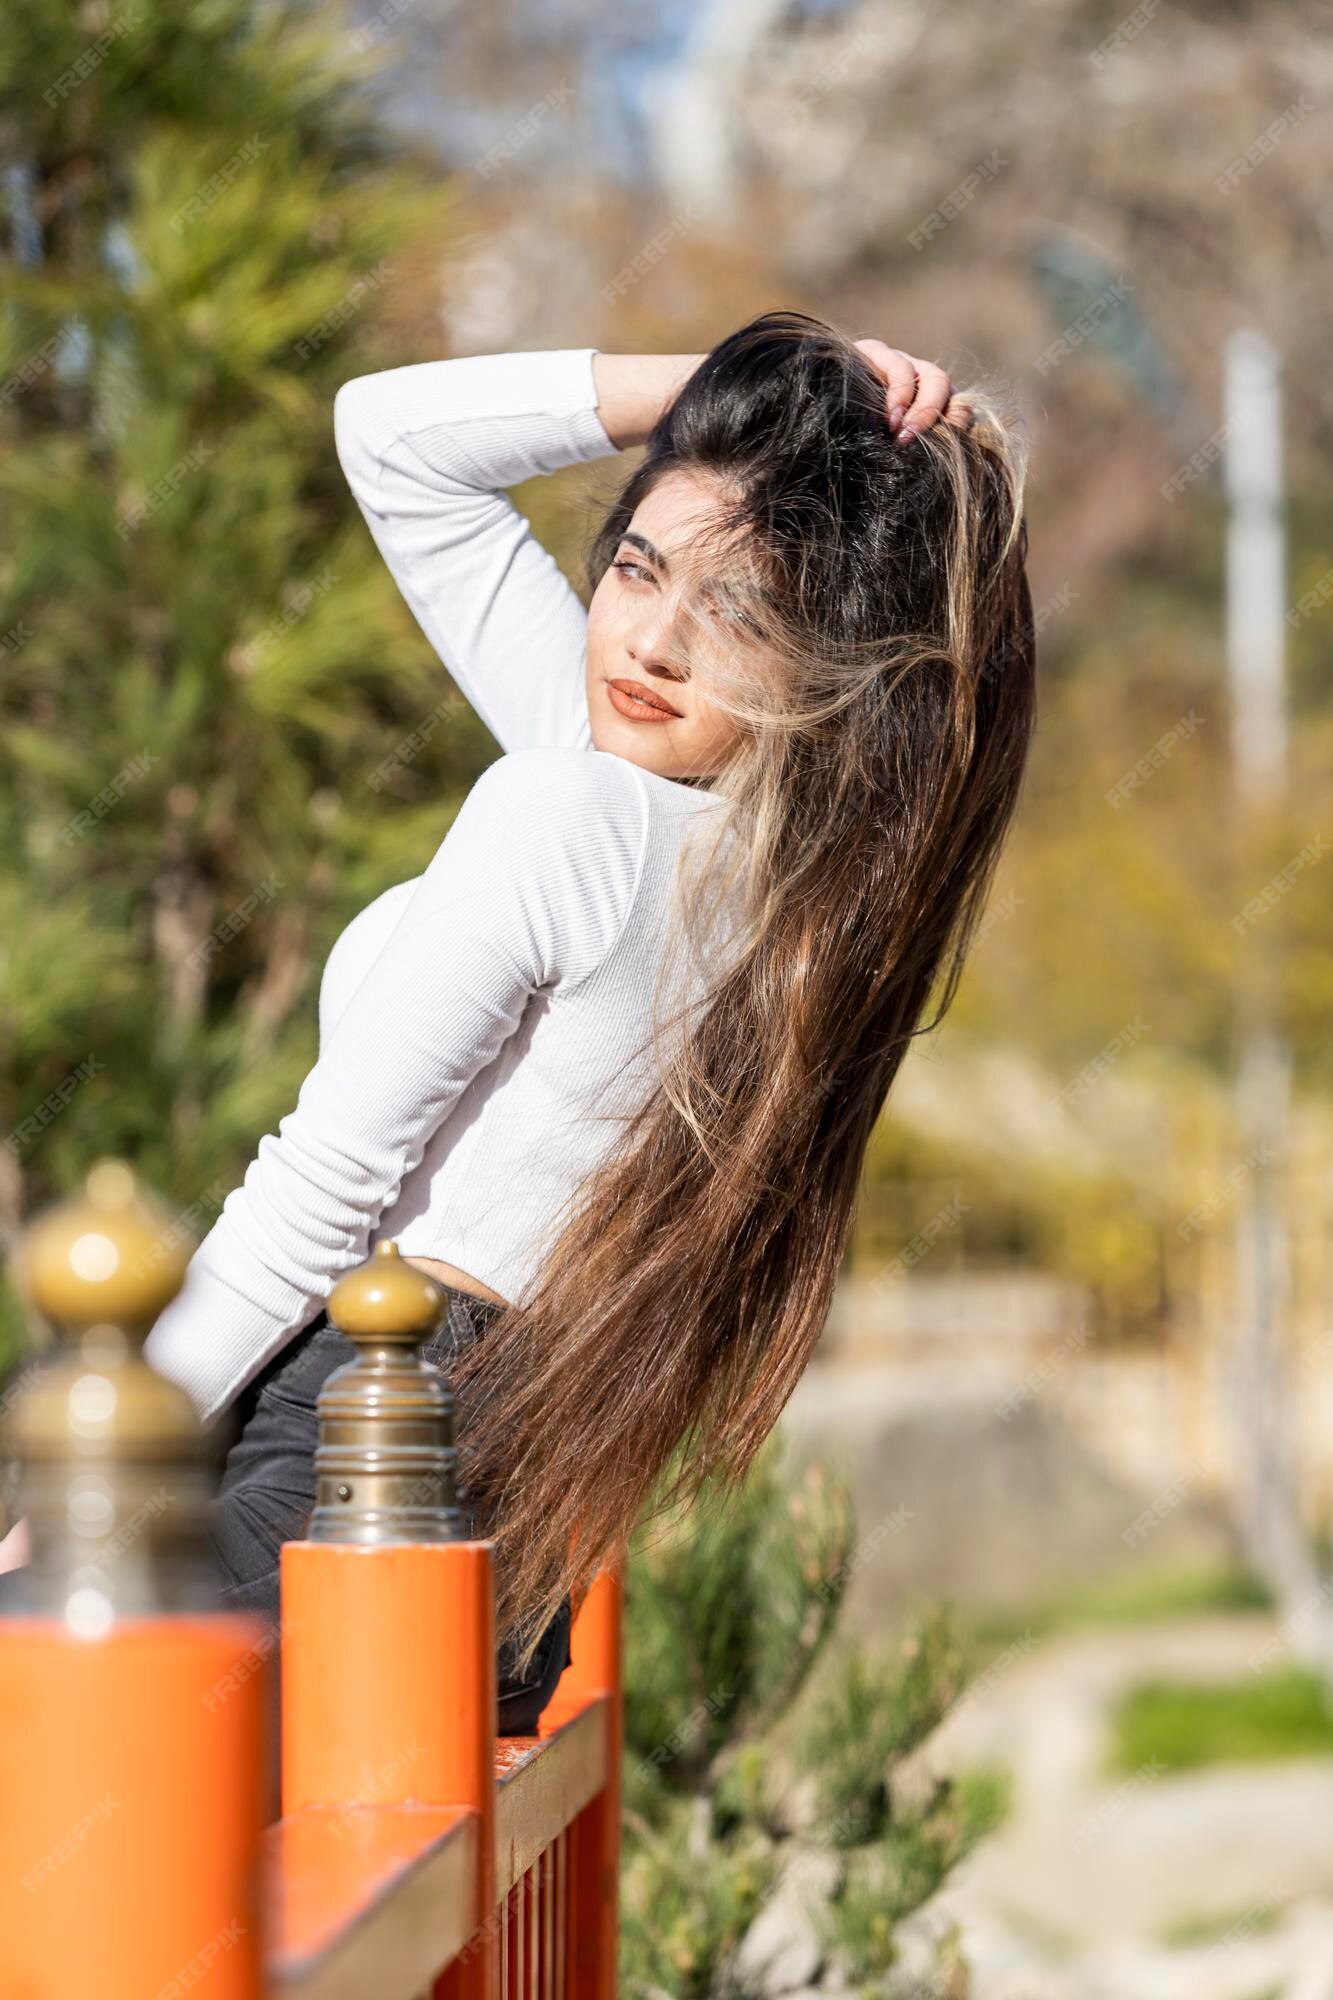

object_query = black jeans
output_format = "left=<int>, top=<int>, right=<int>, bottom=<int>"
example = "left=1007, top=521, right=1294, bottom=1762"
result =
left=210, top=1288, right=572, bottom=1755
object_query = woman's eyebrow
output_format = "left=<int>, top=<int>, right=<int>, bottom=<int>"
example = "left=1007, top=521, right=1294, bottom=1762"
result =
left=620, top=530, right=668, bottom=576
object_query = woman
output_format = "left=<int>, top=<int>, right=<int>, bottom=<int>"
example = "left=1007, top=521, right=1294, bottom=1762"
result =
left=5, top=312, right=1035, bottom=1737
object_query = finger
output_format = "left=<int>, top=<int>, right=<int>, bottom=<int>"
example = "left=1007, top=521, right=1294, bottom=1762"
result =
left=853, top=339, right=920, bottom=434
left=897, top=358, right=954, bottom=443
left=0, top=1518, right=30, bottom=1574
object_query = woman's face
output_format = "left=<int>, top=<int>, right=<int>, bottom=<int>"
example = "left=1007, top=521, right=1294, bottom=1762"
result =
left=585, top=469, right=747, bottom=783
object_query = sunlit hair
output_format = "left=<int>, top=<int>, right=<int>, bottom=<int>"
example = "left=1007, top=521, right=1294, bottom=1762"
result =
left=451, top=308, right=1037, bottom=1671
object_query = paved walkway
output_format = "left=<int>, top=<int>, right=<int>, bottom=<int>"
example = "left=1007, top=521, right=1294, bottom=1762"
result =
left=890, top=1615, right=1333, bottom=1999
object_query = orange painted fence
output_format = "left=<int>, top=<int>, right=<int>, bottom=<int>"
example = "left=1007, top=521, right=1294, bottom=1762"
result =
left=272, top=1552, right=622, bottom=2000
left=0, top=1163, right=623, bottom=2000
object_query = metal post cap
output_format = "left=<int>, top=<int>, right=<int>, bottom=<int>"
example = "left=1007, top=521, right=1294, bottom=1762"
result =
left=309, top=1242, right=462, bottom=1544
left=2, top=1159, right=220, bottom=1624
left=17, top=1157, right=194, bottom=1333
left=326, top=1238, right=449, bottom=1339
left=7, top=1159, right=200, bottom=1462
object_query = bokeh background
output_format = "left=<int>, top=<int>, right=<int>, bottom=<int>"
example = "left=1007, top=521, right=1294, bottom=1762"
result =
left=3, top=2, right=1333, bottom=1992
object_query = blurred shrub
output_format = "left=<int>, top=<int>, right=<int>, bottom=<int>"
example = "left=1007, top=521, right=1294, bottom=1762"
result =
left=620, top=1439, right=1008, bottom=1997
left=797, top=1608, right=965, bottom=1847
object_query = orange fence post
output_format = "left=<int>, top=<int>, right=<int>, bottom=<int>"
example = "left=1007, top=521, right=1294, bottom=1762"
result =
left=282, top=1539, right=498, bottom=1999
left=0, top=1162, right=268, bottom=2000
left=278, top=1243, right=499, bottom=2000
left=0, top=1618, right=269, bottom=1998
left=557, top=1560, right=624, bottom=2000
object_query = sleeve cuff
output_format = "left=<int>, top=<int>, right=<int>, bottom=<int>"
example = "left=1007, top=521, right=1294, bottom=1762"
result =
left=143, top=1229, right=318, bottom=1426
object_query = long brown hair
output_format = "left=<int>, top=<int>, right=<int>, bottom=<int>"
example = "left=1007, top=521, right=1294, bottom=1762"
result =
left=452, top=309, right=1037, bottom=1671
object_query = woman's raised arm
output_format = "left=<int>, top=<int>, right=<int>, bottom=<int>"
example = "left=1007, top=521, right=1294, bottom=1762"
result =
left=334, top=347, right=623, bottom=754
left=587, top=352, right=703, bottom=450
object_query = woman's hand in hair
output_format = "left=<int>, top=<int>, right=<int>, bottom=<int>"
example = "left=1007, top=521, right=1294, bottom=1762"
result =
left=0, top=1516, right=29, bottom=1574
left=853, top=340, right=972, bottom=445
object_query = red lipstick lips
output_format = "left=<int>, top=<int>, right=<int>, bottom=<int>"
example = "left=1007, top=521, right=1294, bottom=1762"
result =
left=605, top=678, right=682, bottom=724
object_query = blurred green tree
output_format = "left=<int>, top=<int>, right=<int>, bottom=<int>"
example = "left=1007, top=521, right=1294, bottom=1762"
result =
left=0, top=1, right=484, bottom=1360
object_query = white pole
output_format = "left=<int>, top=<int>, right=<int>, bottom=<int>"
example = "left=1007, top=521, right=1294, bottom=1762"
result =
left=1224, top=330, right=1287, bottom=802
left=1222, top=330, right=1322, bottom=1651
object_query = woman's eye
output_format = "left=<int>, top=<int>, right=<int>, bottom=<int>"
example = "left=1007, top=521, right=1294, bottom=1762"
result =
left=703, top=590, right=758, bottom=636
left=612, top=557, right=653, bottom=584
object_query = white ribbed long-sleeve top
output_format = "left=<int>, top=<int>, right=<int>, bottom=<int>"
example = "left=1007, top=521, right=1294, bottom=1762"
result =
left=144, top=346, right=734, bottom=1425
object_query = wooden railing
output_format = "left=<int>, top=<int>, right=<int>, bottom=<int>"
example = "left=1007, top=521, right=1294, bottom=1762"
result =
left=0, top=1162, right=622, bottom=1999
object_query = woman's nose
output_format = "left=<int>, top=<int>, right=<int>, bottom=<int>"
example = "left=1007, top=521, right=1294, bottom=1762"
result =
left=627, top=614, right=686, bottom=680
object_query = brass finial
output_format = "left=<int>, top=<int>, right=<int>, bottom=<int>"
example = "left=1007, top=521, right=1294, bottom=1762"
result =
left=1, top=1158, right=219, bottom=1628
left=306, top=1242, right=463, bottom=1544
left=19, top=1157, right=192, bottom=1339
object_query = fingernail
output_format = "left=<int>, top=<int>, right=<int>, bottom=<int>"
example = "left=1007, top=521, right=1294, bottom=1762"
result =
left=896, top=426, right=918, bottom=447
left=887, top=407, right=903, bottom=434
